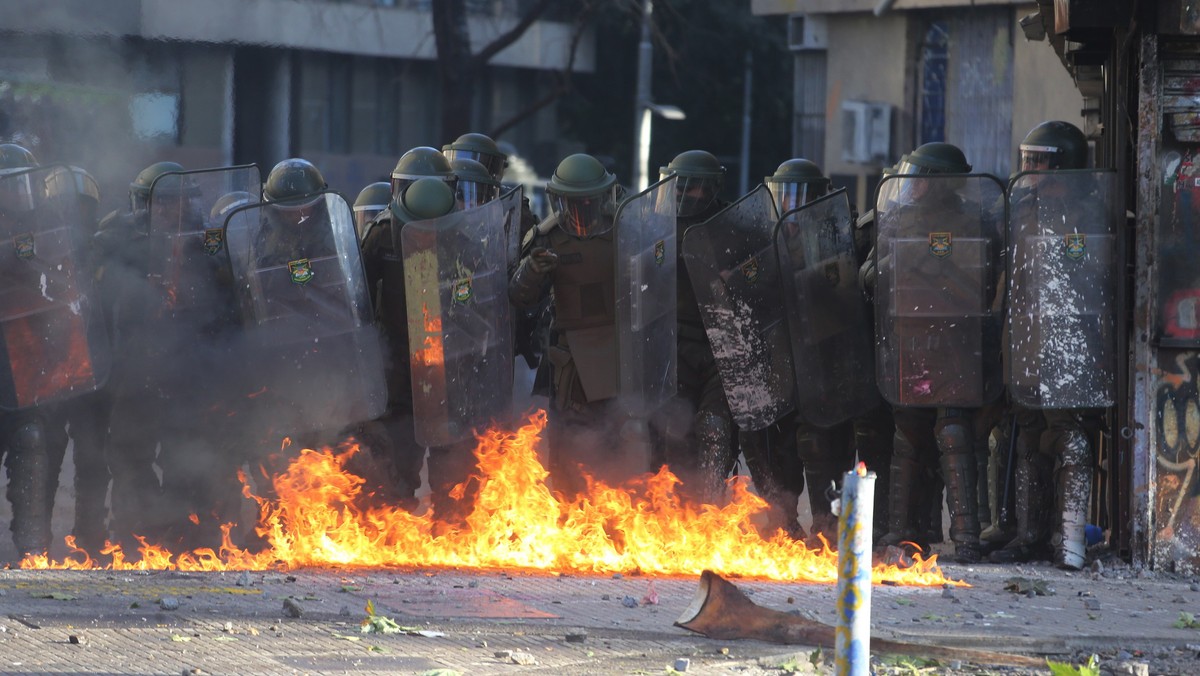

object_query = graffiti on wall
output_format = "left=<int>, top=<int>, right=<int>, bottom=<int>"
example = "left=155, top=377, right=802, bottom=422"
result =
left=1154, top=351, right=1200, bottom=565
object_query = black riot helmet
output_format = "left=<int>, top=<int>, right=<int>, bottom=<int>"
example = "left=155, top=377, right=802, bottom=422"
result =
left=442, top=132, right=508, bottom=182
left=44, top=165, right=101, bottom=227
left=660, top=150, right=725, bottom=218
left=1019, top=121, right=1089, bottom=171
left=0, top=143, right=37, bottom=170
left=390, top=176, right=456, bottom=226
left=211, top=190, right=254, bottom=227
left=450, top=157, right=501, bottom=210
left=546, top=153, right=620, bottom=239
left=130, top=161, right=184, bottom=212
left=895, top=142, right=972, bottom=176
left=263, top=158, right=327, bottom=228
left=263, top=158, right=327, bottom=204
left=0, top=143, right=40, bottom=216
left=764, top=158, right=831, bottom=214
left=391, top=146, right=456, bottom=202
left=353, top=181, right=391, bottom=238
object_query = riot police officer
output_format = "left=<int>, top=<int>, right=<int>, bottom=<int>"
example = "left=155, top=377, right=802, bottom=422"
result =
left=353, top=182, right=390, bottom=240
left=765, top=158, right=894, bottom=546
left=869, top=143, right=1004, bottom=564
left=360, top=178, right=457, bottom=514
left=450, top=157, right=501, bottom=210
left=42, top=164, right=112, bottom=554
left=990, top=121, right=1112, bottom=569
left=0, top=144, right=54, bottom=558
left=94, top=161, right=188, bottom=549
left=390, top=146, right=456, bottom=205
left=509, top=153, right=639, bottom=497
left=653, top=150, right=743, bottom=506
left=443, top=132, right=509, bottom=183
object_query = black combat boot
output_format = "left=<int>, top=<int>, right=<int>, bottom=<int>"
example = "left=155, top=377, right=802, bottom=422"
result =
left=988, top=445, right=1053, bottom=564
left=936, top=414, right=982, bottom=564
left=6, top=417, right=51, bottom=559
left=1051, top=428, right=1092, bottom=570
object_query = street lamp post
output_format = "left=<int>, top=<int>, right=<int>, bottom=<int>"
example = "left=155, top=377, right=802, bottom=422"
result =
left=632, top=0, right=684, bottom=191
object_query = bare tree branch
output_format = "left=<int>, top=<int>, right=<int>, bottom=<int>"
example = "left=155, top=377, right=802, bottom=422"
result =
left=488, top=1, right=596, bottom=139
left=472, top=0, right=559, bottom=69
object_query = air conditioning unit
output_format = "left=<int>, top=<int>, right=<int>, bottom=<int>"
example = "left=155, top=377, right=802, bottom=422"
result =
left=841, top=101, right=892, bottom=164
left=787, top=14, right=827, bottom=51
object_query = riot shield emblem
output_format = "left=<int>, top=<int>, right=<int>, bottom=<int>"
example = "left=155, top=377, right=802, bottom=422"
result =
left=682, top=184, right=792, bottom=430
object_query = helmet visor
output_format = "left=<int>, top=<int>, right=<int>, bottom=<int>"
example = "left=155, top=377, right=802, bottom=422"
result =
left=456, top=180, right=500, bottom=210
left=895, top=160, right=939, bottom=176
left=391, top=174, right=455, bottom=203
left=353, top=205, right=384, bottom=237
left=444, top=149, right=506, bottom=182
left=1019, top=145, right=1063, bottom=171
left=549, top=187, right=616, bottom=238
left=0, top=171, right=37, bottom=214
left=772, top=182, right=827, bottom=214
left=673, top=175, right=720, bottom=217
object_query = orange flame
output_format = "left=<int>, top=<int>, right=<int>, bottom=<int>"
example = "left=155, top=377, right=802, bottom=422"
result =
left=22, top=411, right=958, bottom=586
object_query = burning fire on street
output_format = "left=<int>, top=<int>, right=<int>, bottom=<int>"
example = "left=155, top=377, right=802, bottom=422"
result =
left=22, top=411, right=956, bottom=587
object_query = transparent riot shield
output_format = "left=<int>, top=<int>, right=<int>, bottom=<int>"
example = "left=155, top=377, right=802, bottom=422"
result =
left=1007, top=169, right=1118, bottom=408
left=614, top=175, right=678, bottom=414
left=224, top=191, right=387, bottom=434
left=775, top=188, right=879, bottom=427
left=499, top=184, right=524, bottom=271
left=682, top=185, right=792, bottom=430
left=874, top=173, right=1005, bottom=408
left=400, top=199, right=513, bottom=447
left=148, top=165, right=259, bottom=316
left=0, top=164, right=110, bottom=410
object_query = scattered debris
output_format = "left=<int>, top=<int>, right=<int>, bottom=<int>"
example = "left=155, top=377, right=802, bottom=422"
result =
left=1112, top=662, right=1150, bottom=676
left=565, top=630, right=587, bottom=643
left=1173, top=612, right=1200, bottom=629
left=35, top=592, right=76, bottom=601
left=282, top=598, right=304, bottom=618
left=1084, top=598, right=1102, bottom=611
left=1004, top=577, right=1053, bottom=596
left=222, top=622, right=233, bottom=633
left=159, top=597, right=180, bottom=611
left=601, top=594, right=610, bottom=601
left=235, top=572, right=252, bottom=587
left=494, top=650, right=513, bottom=659
left=612, top=573, right=623, bottom=580
left=673, top=657, right=690, bottom=672
left=361, top=600, right=444, bottom=636
left=68, top=634, right=86, bottom=645
left=621, top=595, right=639, bottom=608
left=642, top=581, right=660, bottom=606
left=340, top=585, right=362, bottom=593
left=509, top=651, right=538, bottom=665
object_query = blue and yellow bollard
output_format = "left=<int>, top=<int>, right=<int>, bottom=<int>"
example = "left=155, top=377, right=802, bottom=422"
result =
left=835, top=462, right=875, bottom=676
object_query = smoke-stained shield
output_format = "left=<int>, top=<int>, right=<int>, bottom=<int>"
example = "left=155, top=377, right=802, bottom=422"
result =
left=874, top=173, right=1005, bottom=408
left=615, top=175, right=678, bottom=414
left=401, top=199, right=513, bottom=447
left=499, top=184, right=524, bottom=271
left=224, top=191, right=386, bottom=434
left=0, top=165, right=110, bottom=410
left=682, top=185, right=792, bottom=430
left=1007, top=169, right=1118, bottom=408
left=775, top=188, right=878, bottom=426
left=148, top=165, right=259, bottom=316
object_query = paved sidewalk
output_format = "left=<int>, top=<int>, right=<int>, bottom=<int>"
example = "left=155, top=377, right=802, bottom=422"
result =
left=2, top=556, right=1199, bottom=675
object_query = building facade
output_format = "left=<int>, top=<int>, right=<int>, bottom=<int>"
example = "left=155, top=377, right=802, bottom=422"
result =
left=752, top=0, right=1084, bottom=213
left=0, top=0, right=592, bottom=210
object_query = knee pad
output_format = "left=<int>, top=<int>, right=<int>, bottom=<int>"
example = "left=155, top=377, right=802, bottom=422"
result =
left=10, top=420, right=46, bottom=455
